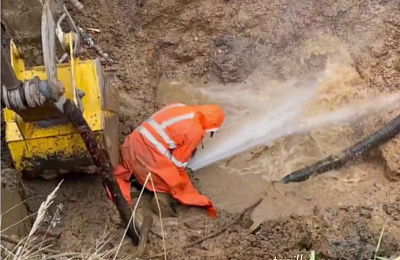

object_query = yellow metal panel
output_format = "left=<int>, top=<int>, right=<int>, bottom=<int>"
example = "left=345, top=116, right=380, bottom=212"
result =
left=5, top=111, right=102, bottom=142
left=8, top=134, right=86, bottom=171
left=7, top=132, right=100, bottom=178
left=4, top=42, right=119, bottom=178
left=5, top=123, right=24, bottom=141
left=75, top=61, right=102, bottom=113
left=4, top=62, right=103, bottom=142
left=10, top=41, right=25, bottom=76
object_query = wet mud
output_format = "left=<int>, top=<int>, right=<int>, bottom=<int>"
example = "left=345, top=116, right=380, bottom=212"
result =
left=1, top=0, right=400, bottom=259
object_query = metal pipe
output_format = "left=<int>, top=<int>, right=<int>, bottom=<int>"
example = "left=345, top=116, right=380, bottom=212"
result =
left=1, top=76, right=53, bottom=111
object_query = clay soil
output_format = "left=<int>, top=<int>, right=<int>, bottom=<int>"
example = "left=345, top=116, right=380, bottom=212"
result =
left=2, top=0, right=400, bottom=259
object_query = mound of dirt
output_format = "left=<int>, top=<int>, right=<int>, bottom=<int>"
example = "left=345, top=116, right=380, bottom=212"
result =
left=380, top=135, right=400, bottom=181
left=2, top=0, right=400, bottom=259
left=144, top=202, right=400, bottom=260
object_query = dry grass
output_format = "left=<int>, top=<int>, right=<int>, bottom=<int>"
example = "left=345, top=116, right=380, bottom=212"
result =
left=3, top=179, right=399, bottom=260
left=374, top=220, right=400, bottom=260
left=1, top=180, right=128, bottom=260
left=377, top=257, right=400, bottom=260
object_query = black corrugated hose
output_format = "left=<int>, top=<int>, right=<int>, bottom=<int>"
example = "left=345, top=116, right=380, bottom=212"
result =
left=281, top=113, right=400, bottom=184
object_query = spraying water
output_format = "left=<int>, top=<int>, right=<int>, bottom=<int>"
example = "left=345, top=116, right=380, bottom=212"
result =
left=188, top=80, right=317, bottom=170
left=187, top=73, right=400, bottom=171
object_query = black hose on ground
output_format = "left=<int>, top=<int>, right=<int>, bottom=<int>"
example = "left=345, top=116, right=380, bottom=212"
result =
left=281, top=113, right=400, bottom=184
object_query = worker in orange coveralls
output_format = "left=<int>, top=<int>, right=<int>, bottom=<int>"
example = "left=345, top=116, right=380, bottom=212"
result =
left=107, top=103, right=224, bottom=219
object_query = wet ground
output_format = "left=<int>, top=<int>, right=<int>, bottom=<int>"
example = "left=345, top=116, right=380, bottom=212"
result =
left=2, top=0, right=400, bottom=259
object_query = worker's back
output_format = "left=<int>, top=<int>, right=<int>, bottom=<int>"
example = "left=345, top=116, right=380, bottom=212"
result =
left=116, top=103, right=223, bottom=218
left=120, top=103, right=205, bottom=183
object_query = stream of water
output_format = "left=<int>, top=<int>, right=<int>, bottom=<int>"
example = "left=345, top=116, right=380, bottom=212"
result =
left=156, top=67, right=400, bottom=172
left=187, top=79, right=400, bottom=171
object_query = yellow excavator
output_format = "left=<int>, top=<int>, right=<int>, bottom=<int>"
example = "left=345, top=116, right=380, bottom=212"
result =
left=1, top=0, right=139, bottom=244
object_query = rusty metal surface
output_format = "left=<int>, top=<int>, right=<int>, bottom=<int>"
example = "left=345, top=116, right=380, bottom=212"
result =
left=101, top=71, right=120, bottom=168
left=21, top=151, right=93, bottom=180
left=13, top=103, right=66, bottom=122
left=99, top=61, right=119, bottom=113
left=102, top=112, right=119, bottom=168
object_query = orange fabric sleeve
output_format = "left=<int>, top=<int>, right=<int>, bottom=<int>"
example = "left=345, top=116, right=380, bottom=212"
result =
left=172, top=128, right=204, bottom=170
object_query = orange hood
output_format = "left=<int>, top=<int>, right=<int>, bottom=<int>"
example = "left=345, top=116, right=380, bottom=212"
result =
left=193, top=104, right=224, bottom=132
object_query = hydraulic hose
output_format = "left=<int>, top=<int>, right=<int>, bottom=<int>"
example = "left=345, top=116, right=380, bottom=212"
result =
left=1, top=45, right=20, bottom=90
left=281, top=113, right=400, bottom=184
left=60, top=99, right=140, bottom=245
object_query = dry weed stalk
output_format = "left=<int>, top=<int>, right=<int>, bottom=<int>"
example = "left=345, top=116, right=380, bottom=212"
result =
left=1, top=179, right=130, bottom=260
left=2, top=180, right=63, bottom=260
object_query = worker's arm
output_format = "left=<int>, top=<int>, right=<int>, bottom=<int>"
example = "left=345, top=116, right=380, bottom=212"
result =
left=172, top=128, right=204, bottom=173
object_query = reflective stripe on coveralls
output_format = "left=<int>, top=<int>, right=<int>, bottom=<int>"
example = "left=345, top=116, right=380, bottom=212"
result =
left=138, top=108, right=195, bottom=168
left=137, top=126, right=188, bottom=168
left=110, top=103, right=224, bottom=219
left=151, top=103, right=185, bottom=117
left=146, top=102, right=188, bottom=149
left=147, top=113, right=195, bottom=149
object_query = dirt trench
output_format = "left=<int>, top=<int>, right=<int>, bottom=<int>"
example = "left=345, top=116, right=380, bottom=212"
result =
left=2, top=0, right=400, bottom=259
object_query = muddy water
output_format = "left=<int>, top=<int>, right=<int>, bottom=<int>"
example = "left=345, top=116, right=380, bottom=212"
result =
left=158, top=71, right=400, bottom=174
left=1, top=188, right=30, bottom=236
left=156, top=68, right=400, bottom=228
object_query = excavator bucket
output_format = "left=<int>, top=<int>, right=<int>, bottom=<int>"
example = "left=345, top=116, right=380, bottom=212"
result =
left=2, top=0, right=119, bottom=179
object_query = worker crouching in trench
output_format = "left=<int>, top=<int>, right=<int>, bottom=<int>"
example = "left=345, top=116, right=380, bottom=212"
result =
left=106, top=103, right=224, bottom=219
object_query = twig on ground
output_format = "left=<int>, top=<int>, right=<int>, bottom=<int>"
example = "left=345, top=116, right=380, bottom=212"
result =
left=374, top=219, right=388, bottom=260
left=145, top=198, right=263, bottom=259
left=150, top=230, right=163, bottom=239
left=183, top=222, right=198, bottom=231
left=149, top=174, right=167, bottom=260
left=78, top=26, right=113, bottom=64
left=113, top=173, right=153, bottom=260
left=87, top=28, right=101, bottom=33
left=136, top=211, right=153, bottom=257
left=104, top=67, right=118, bottom=72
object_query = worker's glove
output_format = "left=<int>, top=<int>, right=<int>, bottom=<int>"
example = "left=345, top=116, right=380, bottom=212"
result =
left=191, top=148, right=198, bottom=158
left=186, top=167, right=194, bottom=176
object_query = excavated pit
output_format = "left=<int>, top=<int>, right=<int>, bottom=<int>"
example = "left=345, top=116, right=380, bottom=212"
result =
left=2, top=0, right=400, bottom=259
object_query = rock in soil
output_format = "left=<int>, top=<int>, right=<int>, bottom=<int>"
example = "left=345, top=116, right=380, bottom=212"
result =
left=380, top=135, right=400, bottom=181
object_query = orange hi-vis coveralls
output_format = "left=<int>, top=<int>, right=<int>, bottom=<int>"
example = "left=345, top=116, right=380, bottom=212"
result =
left=110, top=103, right=224, bottom=218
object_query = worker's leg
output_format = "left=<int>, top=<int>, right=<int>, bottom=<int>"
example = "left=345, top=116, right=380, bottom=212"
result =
left=129, top=172, right=177, bottom=217
left=150, top=192, right=178, bottom=218
left=130, top=174, right=146, bottom=191
left=126, top=147, right=178, bottom=217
